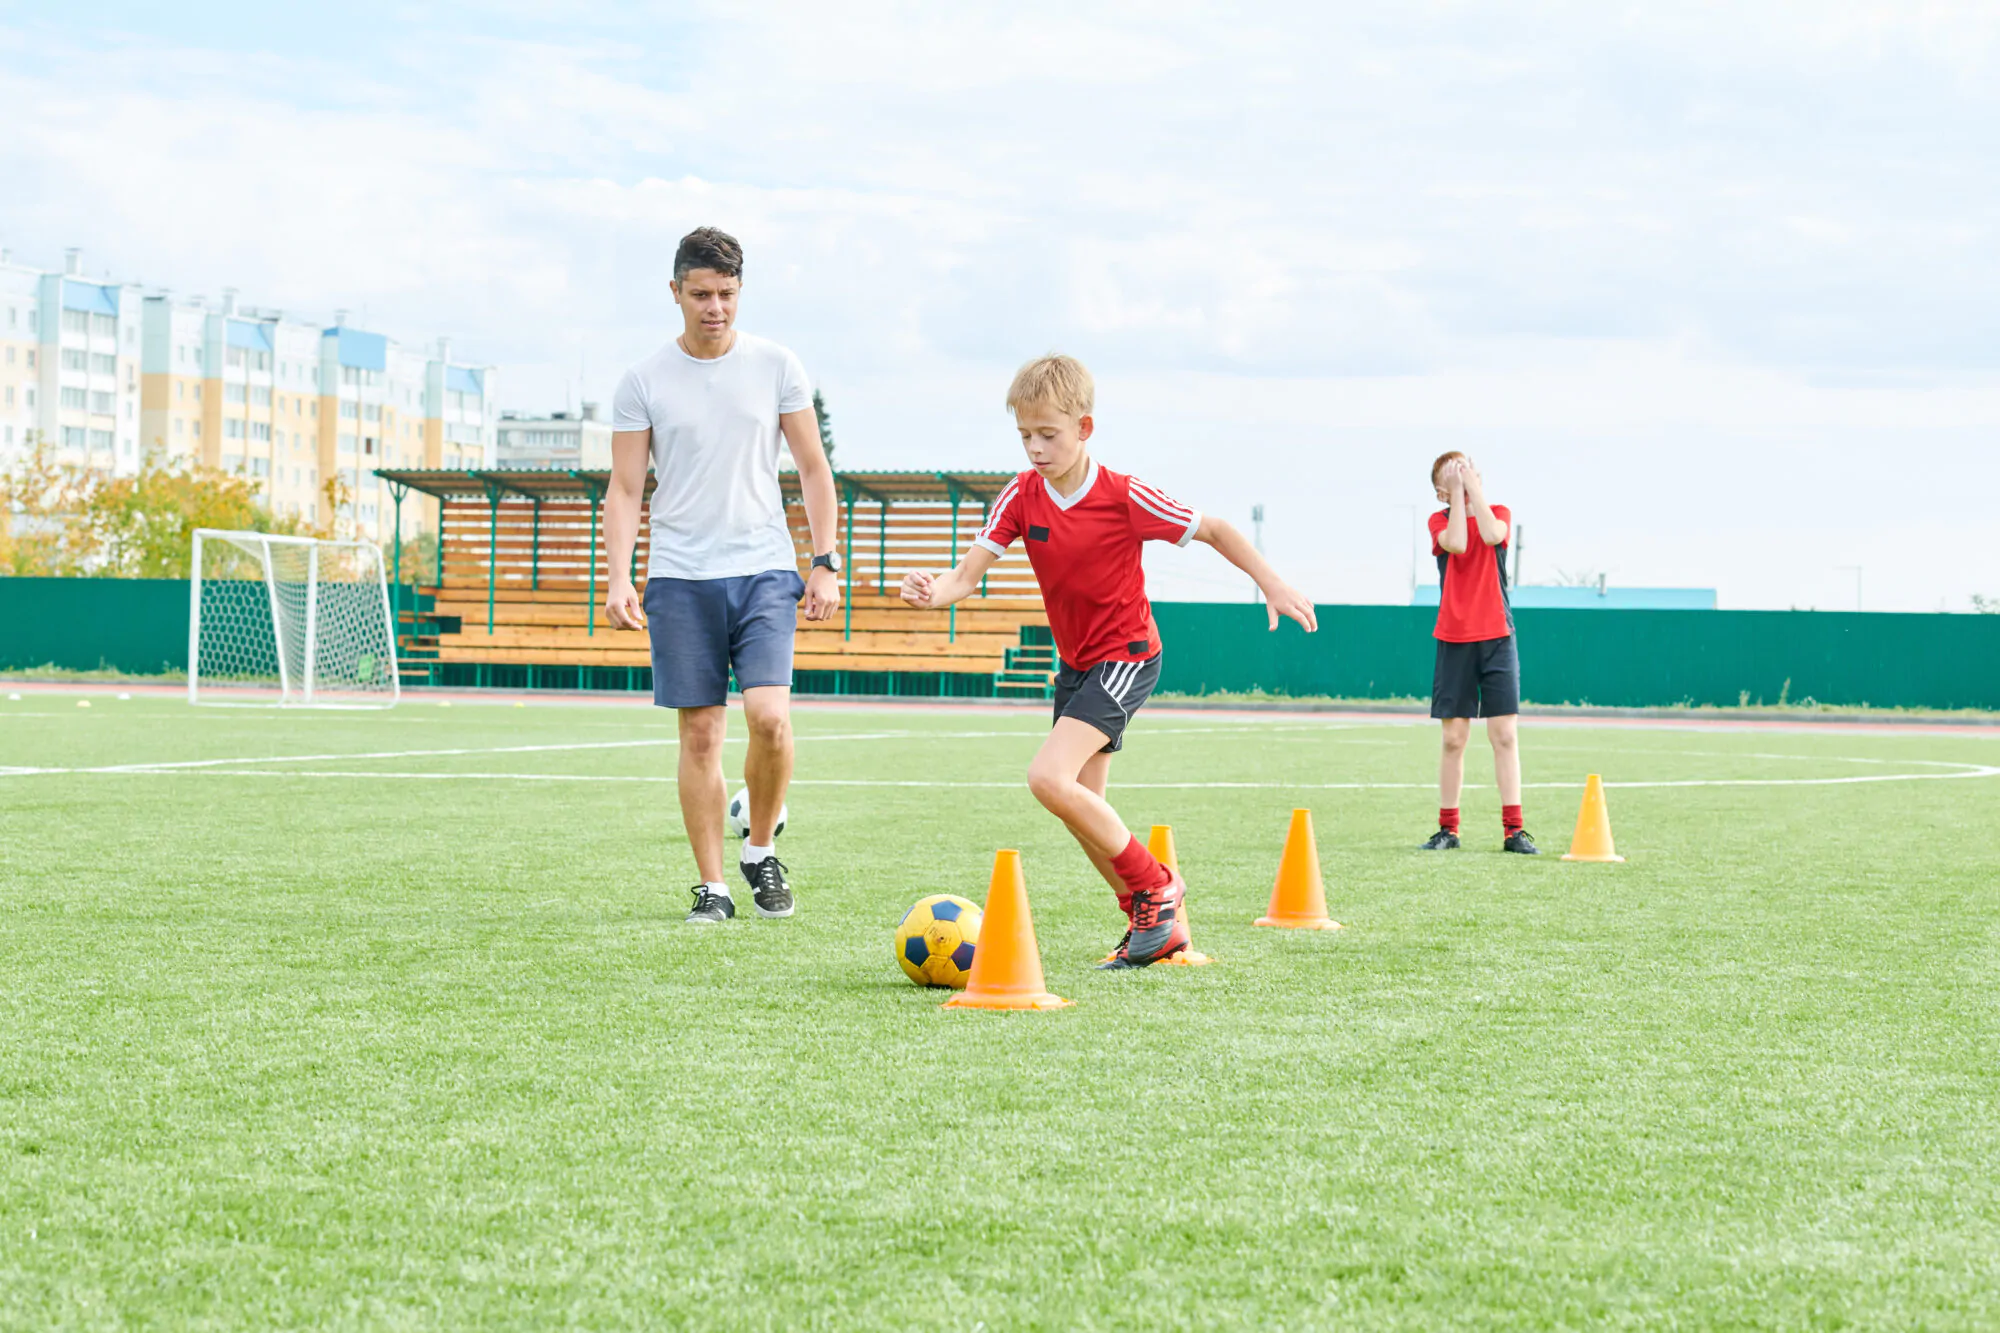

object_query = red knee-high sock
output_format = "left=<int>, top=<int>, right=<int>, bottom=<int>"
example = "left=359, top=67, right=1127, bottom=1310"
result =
left=1109, top=836, right=1171, bottom=897
left=1439, top=807, right=1460, bottom=834
left=1502, top=804, right=1524, bottom=835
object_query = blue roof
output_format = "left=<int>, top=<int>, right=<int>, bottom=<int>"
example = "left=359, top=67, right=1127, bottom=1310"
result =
left=446, top=365, right=484, bottom=395
left=226, top=320, right=274, bottom=352
left=1413, top=585, right=1718, bottom=611
left=61, top=280, right=119, bottom=316
left=326, top=327, right=387, bottom=371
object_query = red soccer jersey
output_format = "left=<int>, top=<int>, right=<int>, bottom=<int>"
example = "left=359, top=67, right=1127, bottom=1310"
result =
left=972, top=461, right=1201, bottom=668
left=1429, top=503, right=1513, bottom=642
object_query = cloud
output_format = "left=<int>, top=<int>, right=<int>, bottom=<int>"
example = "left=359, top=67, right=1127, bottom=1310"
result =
left=3, top=1, right=1999, bottom=607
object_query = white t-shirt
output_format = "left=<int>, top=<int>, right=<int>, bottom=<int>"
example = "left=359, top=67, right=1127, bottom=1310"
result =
left=611, top=332, right=812, bottom=581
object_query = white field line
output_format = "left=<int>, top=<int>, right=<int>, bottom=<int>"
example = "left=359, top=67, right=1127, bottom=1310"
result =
left=26, top=723, right=1360, bottom=777
left=48, top=763, right=2000, bottom=790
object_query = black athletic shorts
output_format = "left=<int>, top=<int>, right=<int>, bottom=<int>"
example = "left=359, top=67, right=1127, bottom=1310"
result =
left=1431, top=635, right=1520, bottom=719
left=1052, top=653, right=1163, bottom=753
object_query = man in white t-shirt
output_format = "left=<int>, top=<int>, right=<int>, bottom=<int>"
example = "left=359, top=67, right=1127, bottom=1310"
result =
left=604, top=226, right=842, bottom=924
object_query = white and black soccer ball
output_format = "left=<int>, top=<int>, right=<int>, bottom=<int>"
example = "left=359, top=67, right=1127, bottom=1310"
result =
left=725, top=787, right=787, bottom=840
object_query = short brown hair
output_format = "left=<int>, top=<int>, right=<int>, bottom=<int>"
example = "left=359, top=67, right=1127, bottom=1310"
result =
left=674, top=226, right=743, bottom=281
left=1006, top=354, right=1094, bottom=418
left=1431, top=451, right=1469, bottom=487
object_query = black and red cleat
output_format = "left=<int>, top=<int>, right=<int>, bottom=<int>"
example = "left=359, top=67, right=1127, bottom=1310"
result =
left=1099, top=870, right=1191, bottom=969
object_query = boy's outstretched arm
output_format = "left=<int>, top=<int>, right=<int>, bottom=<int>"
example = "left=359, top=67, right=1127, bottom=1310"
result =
left=1192, top=516, right=1319, bottom=632
left=900, top=545, right=1001, bottom=611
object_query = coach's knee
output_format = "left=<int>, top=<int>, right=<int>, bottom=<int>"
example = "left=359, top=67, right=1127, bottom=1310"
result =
left=679, top=711, right=728, bottom=765
left=1441, top=726, right=1470, bottom=756
left=744, top=704, right=791, bottom=751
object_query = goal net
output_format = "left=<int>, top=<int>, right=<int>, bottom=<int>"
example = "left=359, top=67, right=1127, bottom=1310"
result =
left=188, top=529, right=400, bottom=707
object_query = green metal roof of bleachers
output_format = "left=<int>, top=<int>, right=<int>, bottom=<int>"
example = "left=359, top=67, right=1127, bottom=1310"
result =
left=373, top=468, right=1019, bottom=504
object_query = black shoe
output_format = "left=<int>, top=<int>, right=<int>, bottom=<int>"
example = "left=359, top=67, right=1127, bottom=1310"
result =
left=741, top=855, right=794, bottom=918
left=686, top=885, right=735, bottom=924
left=1503, top=830, right=1541, bottom=855
left=1420, top=829, right=1461, bottom=850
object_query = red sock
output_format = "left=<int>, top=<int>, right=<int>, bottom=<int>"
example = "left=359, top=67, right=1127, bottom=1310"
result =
left=1503, top=804, right=1524, bottom=835
left=1109, top=836, right=1171, bottom=896
left=1439, top=807, right=1460, bottom=834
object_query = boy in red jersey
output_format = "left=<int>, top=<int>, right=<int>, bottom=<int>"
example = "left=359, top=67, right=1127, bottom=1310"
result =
left=901, top=355, right=1318, bottom=967
left=1421, top=451, right=1538, bottom=854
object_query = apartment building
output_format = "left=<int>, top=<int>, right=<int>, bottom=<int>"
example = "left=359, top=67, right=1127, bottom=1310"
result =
left=6, top=246, right=495, bottom=545
left=0, top=248, right=142, bottom=475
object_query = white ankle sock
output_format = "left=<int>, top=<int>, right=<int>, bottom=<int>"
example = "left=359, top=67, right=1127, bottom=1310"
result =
left=741, top=842, right=775, bottom=865
left=704, top=880, right=731, bottom=899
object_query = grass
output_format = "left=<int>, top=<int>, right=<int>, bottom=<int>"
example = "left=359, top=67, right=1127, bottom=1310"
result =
left=3, top=695, right=2000, bottom=1329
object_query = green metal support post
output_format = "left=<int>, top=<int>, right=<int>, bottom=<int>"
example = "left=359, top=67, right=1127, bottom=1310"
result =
left=386, top=481, right=409, bottom=615
left=841, top=487, right=856, bottom=640
left=877, top=499, right=888, bottom=594
left=531, top=498, right=542, bottom=591
left=435, top=496, right=446, bottom=587
left=480, top=482, right=504, bottom=634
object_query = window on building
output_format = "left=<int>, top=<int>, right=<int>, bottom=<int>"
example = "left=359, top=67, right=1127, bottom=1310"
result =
left=91, top=314, right=115, bottom=338
left=251, top=422, right=271, bottom=442
left=3, top=347, right=11, bottom=364
left=90, top=391, right=114, bottom=414
left=62, top=349, right=87, bottom=371
left=3, top=426, right=9, bottom=445
left=89, top=428, right=113, bottom=449
left=26, top=308, right=35, bottom=333
left=2, top=387, right=10, bottom=406
left=340, top=401, right=358, bottom=419
left=61, top=387, right=87, bottom=410
left=225, top=384, right=246, bottom=404
left=62, top=426, right=86, bottom=448
left=125, top=402, right=133, bottom=420
left=91, top=352, right=116, bottom=375
left=4, top=306, right=12, bottom=328
left=62, top=309, right=90, bottom=335
left=176, top=382, right=184, bottom=402
left=364, top=404, right=380, bottom=422
left=226, top=346, right=246, bottom=369
left=25, top=387, right=33, bottom=408
left=251, top=457, right=269, bottom=477
left=194, top=383, right=201, bottom=400
left=251, top=386, right=271, bottom=407
left=225, top=419, right=245, bottom=439
left=173, top=419, right=182, bottom=435
left=191, top=419, right=200, bottom=436
left=338, top=432, right=356, bottom=455
left=253, top=352, right=270, bottom=372
left=24, top=350, right=33, bottom=369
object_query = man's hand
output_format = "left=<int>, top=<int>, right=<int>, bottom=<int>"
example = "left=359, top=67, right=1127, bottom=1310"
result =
left=606, top=580, right=646, bottom=630
left=1444, top=459, right=1466, bottom=497
left=1262, top=581, right=1319, bottom=633
left=901, top=570, right=937, bottom=609
left=804, top=566, right=841, bottom=622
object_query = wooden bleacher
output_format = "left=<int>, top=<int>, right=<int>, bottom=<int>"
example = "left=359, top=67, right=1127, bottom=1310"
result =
left=375, top=468, right=1053, bottom=697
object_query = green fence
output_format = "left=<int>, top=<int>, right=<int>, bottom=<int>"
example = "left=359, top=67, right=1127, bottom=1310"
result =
left=1152, top=604, right=2000, bottom=711
left=5, top=577, right=1997, bottom=710
left=0, top=578, right=191, bottom=675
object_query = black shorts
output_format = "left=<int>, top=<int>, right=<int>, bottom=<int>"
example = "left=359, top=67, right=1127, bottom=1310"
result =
left=1052, top=653, right=1162, bottom=753
left=1431, top=635, right=1520, bottom=719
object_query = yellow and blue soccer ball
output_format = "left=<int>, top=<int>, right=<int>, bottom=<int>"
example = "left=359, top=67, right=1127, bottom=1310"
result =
left=895, top=894, right=981, bottom=989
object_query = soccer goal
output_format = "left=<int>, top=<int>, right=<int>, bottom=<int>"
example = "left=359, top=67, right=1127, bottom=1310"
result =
left=188, top=529, right=400, bottom=707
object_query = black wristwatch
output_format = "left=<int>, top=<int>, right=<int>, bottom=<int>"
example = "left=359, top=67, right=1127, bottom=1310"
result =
left=811, top=552, right=841, bottom=575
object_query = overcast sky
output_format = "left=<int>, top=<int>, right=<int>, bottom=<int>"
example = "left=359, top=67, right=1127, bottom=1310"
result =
left=4, top=1, right=1996, bottom=609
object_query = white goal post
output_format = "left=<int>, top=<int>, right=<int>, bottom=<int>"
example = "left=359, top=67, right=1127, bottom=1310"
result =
left=188, top=529, right=400, bottom=708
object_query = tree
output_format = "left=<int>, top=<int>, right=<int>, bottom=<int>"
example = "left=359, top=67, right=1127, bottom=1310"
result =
left=0, top=442, right=321, bottom=578
left=1974, top=594, right=1999, bottom=614
left=812, top=389, right=837, bottom=466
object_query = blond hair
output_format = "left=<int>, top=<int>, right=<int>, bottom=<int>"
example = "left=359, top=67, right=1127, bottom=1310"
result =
left=1005, top=354, right=1095, bottom=418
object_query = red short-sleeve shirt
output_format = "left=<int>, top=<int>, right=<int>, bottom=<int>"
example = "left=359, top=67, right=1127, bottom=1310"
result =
left=973, top=460, right=1201, bottom=669
left=1429, top=503, right=1512, bottom=642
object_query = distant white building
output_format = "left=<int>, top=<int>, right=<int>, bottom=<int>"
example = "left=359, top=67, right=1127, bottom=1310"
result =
left=0, top=247, right=143, bottom=476
left=495, top=402, right=612, bottom=469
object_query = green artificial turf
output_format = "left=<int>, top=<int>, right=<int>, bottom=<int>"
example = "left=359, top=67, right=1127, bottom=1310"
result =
left=4, top=695, right=1999, bottom=1329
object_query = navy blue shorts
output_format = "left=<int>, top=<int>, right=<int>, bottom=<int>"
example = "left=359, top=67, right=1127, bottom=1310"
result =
left=1431, top=635, right=1520, bottom=719
left=643, top=570, right=805, bottom=709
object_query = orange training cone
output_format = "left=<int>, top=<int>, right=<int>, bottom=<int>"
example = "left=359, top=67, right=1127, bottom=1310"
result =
left=944, top=850, right=1072, bottom=1011
left=1146, top=824, right=1211, bottom=966
left=1256, top=809, right=1343, bottom=930
left=1562, top=774, right=1625, bottom=862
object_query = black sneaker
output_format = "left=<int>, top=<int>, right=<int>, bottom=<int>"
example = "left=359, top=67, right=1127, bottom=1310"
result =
left=686, top=885, right=735, bottom=924
left=1503, top=830, right=1541, bottom=855
left=741, top=855, right=794, bottom=918
left=1420, top=829, right=1461, bottom=850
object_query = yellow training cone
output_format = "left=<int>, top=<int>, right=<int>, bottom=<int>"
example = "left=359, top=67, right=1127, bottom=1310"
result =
left=1562, top=774, right=1625, bottom=862
left=1255, top=809, right=1343, bottom=930
left=944, top=850, right=1072, bottom=1011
